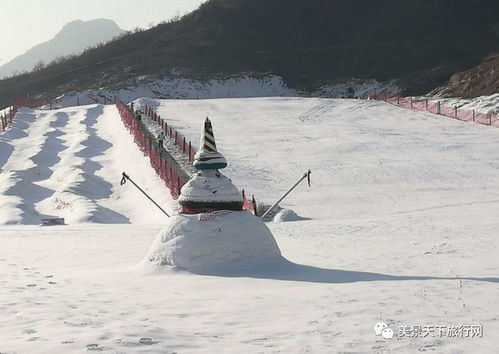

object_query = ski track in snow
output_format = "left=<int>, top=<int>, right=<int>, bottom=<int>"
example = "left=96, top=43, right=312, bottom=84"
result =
left=1, top=98, right=499, bottom=353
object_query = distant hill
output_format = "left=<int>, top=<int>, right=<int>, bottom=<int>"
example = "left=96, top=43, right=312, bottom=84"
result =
left=0, top=19, right=123, bottom=79
left=432, top=54, right=499, bottom=98
left=1, top=0, right=499, bottom=106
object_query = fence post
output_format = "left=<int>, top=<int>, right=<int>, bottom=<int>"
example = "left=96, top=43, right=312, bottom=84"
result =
left=175, top=131, right=178, bottom=145
left=183, top=137, right=186, bottom=153
left=425, top=99, right=428, bottom=111
left=252, top=195, right=258, bottom=216
left=472, top=110, right=475, bottom=122
left=397, top=96, right=400, bottom=105
left=410, top=97, right=413, bottom=110
left=454, top=106, right=457, bottom=119
left=188, top=141, right=192, bottom=161
left=437, top=101, right=441, bottom=115
left=489, top=114, right=492, bottom=126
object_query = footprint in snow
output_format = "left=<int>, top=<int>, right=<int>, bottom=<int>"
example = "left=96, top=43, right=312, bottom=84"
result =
left=139, top=337, right=159, bottom=345
left=86, top=343, right=104, bottom=351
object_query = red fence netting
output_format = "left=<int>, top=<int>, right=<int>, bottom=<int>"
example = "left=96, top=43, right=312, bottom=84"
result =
left=364, top=92, right=499, bottom=128
left=115, top=98, right=191, bottom=199
left=126, top=100, right=257, bottom=213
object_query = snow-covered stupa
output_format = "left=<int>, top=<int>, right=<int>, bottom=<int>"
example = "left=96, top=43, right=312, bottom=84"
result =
left=178, top=117, right=243, bottom=214
left=144, top=117, right=284, bottom=273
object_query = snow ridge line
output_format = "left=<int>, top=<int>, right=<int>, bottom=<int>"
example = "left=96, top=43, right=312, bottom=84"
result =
left=365, top=93, right=499, bottom=127
left=115, top=99, right=190, bottom=199
left=35, top=106, right=130, bottom=224
left=0, top=111, right=58, bottom=224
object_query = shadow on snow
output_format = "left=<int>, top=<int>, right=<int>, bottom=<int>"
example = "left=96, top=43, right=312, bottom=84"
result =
left=192, top=258, right=499, bottom=284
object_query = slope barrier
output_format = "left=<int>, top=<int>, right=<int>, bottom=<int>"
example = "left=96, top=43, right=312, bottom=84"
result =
left=365, top=93, right=499, bottom=127
left=142, top=105, right=197, bottom=162
left=0, top=97, right=32, bottom=132
left=115, top=98, right=190, bottom=199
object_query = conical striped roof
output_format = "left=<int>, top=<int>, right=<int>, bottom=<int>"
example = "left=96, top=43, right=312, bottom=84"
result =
left=194, top=117, right=227, bottom=170
left=200, top=117, right=217, bottom=153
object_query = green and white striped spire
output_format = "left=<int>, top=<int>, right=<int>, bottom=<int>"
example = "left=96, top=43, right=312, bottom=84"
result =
left=193, top=117, right=228, bottom=170
left=200, top=117, right=217, bottom=153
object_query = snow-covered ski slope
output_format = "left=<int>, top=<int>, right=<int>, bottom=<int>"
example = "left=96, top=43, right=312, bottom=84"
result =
left=1, top=98, right=499, bottom=353
left=0, top=104, right=175, bottom=225
left=154, top=97, right=499, bottom=222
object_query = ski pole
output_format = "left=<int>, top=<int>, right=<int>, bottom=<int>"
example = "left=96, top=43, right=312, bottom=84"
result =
left=261, top=170, right=311, bottom=220
left=120, top=172, right=170, bottom=217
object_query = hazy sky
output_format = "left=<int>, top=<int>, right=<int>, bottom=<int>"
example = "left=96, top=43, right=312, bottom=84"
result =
left=0, top=0, right=206, bottom=64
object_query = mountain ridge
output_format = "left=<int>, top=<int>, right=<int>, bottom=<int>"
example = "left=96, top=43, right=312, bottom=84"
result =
left=0, top=18, right=123, bottom=79
left=1, top=0, right=499, bottom=106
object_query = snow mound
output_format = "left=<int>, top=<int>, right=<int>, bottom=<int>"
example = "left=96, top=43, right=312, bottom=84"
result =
left=272, top=209, right=307, bottom=223
left=179, top=171, right=242, bottom=204
left=145, top=210, right=283, bottom=273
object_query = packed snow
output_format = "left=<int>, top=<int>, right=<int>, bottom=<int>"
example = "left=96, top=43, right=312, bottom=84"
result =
left=45, top=74, right=399, bottom=108
left=1, top=97, right=499, bottom=353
